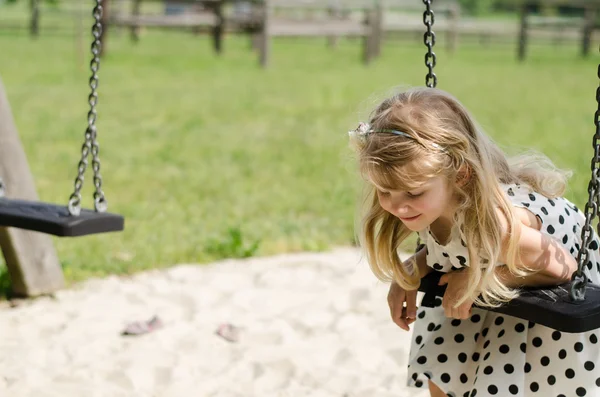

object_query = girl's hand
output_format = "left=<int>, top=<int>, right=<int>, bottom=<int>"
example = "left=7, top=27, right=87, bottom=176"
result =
left=438, top=270, right=474, bottom=319
left=387, top=282, right=418, bottom=331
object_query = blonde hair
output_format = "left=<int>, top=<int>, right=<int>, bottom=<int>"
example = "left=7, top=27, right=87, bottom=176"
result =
left=350, top=87, right=571, bottom=308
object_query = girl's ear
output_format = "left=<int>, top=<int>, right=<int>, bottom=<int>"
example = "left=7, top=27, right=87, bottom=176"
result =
left=456, top=164, right=472, bottom=187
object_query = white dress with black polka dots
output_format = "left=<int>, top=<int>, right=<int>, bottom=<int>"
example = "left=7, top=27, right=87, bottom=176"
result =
left=407, top=183, right=600, bottom=397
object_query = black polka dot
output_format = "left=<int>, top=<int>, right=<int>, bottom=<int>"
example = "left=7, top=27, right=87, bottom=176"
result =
left=590, top=334, right=598, bottom=344
left=547, top=224, right=555, bottom=234
left=471, top=314, right=481, bottom=323
left=412, top=372, right=418, bottom=380
left=472, top=352, right=480, bottom=362
left=483, top=366, right=493, bottom=375
left=575, top=342, right=584, bottom=352
left=504, top=364, right=514, bottom=374
left=415, top=380, right=423, bottom=387
left=494, top=316, right=504, bottom=326
left=541, top=356, right=550, bottom=366
left=532, top=337, right=543, bottom=347
left=488, top=385, right=498, bottom=395
left=438, top=354, right=448, bottom=363
left=522, top=202, right=530, bottom=208
left=528, top=321, right=536, bottom=329
left=566, top=368, right=575, bottom=379
left=559, top=349, right=567, bottom=359
left=541, top=206, right=548, bottom=215
left=435, top=337, right=444, bottom=345
left=451, top=319, right=461, bottom=326
left=433, top=263, right=444, bottom=270
left=498, top=329, right=505, bottom=338
left=565, top=207, right=571, bottom=215
left=455, top=334, right=464, bottom=343
left=474, top=333, right=480, bottom=342
left=548, top=375, right=556, bottom=385
left=548, top=199, right=556, bottom=206
left=441, top=373, right=451, bottom=383
left=460, top=373, right=468, bottom=383
left=596, top=378, right=600, bottom=387
left=415, top=335, right=422, bottom=344
left=530, top=382, right=539, bottom=392
left=482, top=328, right=489, bottom=337
left=507, top=188, right=514, bottom=196
left=524, top=362, right=531, bottom=373
left=520, top=343, right=527, bottom=353
left=458, top=353, right=467, bottom=363
left=418, top=311, right=426, bottom=319
left=427, top=323, right=435, bottom=332
left=590, top=240, right=599, bottom=250
left=456, top=256, right=467, bottom=266
left=563, top=235, right=569, bottom=244
left=499, top=344, right=510, bottom=354
left=585, top=361, right=595, bottom=371
left=552, top=331, right=562, bottom=340
left=559, top=215, right=565, bottom=224
left=434, top=324, right=442, bottom=331
left=515, top=323, right=525, bottom=333
left=483, top=352, right=490, bottom=361
left=442, top=252, right=449, bottom=258
left=509, top=385, right=519, bottom=395
left=576, top=387, right=587, bottom=396
left=528, top=193, right=536, bottom=201
left=417, top=356, right=427, bottom=364
left=483, top=340, right=490, bottom=349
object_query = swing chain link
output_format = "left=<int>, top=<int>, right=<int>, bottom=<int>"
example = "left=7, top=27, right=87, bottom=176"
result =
left=571, top=63, right=600, bottom=301
left=68, top=0, right=107, bottom=216
left=423, top=0, right=437, bottom=88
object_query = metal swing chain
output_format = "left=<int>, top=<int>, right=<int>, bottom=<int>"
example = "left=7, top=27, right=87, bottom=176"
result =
left=571, top=62, right=600, bottom=301
left=68, top=0, right=107, bottom=216
left=423, top=0, right=437, bottom=88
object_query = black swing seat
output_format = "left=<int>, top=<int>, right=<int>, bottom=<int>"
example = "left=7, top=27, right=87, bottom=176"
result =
left=419, top=270, right=600, bottom=333
left=0, top=198, right=124, bottom=237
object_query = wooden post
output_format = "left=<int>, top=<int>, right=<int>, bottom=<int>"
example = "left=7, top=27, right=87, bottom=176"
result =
left=446, top=3, right=459, bottom=54
left=362, top=5, right=379, bottom=65
left=258, top=0, right=271, bottom=68
left=212, top=0, right=224, bottom=54
left=372, top=0, right=383, bottom=58
left=581, top=6, right=595, bottom=57
left=0, top=76, right=64, bottom=298
left=517, top=3, right=529, bottom=61
left=29, top=0, right=39, bottom=38
left=99, top=0, right=111, bottom=56
left=130, top=0, right=142, bottom=42
left=326, top=1, right=340, bottom=49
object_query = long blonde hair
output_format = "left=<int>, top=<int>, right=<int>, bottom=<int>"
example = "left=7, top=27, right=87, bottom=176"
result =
left=350, top=87, right=570, bottom=307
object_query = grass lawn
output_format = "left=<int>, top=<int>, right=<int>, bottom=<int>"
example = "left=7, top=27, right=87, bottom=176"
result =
left=0, top=17, right=598, bottom=288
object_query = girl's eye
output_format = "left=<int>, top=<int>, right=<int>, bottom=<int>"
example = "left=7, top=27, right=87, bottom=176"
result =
left=377, top=190, right=390, bottom=196
left=407, top=191, right=424, bottom=198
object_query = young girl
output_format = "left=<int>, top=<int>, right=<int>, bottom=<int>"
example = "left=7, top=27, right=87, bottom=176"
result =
left=349, top=87, right=600, bottom=397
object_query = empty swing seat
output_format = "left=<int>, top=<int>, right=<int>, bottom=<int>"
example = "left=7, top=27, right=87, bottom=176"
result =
left=419, top=270, right=600, bottom=333
left=0, top=198, right=125, bottom=237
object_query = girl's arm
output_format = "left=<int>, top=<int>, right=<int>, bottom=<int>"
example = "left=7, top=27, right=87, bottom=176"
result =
left=495, top=209, right=578, bottom=288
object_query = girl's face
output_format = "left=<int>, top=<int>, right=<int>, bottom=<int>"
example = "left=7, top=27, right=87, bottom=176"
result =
left=376, top=175, right=456, bottom=232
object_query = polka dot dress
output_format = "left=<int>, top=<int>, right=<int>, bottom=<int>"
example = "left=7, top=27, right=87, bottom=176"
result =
left=407, top=183, right=600, bottom=397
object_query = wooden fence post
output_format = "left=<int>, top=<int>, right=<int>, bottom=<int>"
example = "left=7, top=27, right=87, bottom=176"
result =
left=517, top=3, right=529, bottom=61
left=0, top=76, right=64, bottom=297
left=258, top=0, right=271, bottom=68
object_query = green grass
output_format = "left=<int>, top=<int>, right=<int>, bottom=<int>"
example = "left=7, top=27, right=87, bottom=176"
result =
left=0, top=22, right=598, bottom=288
